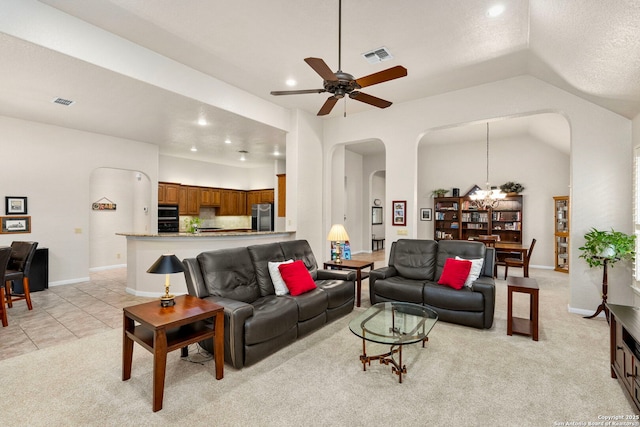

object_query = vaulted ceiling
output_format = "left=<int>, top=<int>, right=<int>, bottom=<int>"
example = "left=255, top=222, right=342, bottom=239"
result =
left=1, top=0, right=639, bottom=165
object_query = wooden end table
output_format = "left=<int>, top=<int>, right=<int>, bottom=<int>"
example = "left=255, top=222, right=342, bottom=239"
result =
left=122, top=295, right=224, bottom=412
left=507, top=276, right=539, bottom=341
left=323, top=259, right=374, bottom=307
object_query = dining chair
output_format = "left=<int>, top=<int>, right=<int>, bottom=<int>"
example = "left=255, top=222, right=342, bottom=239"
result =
left=504, top=238, right=536, bottom=279
left=4, top=241, right=38, bottom=310
left=0, top=247, right=12, bottom=326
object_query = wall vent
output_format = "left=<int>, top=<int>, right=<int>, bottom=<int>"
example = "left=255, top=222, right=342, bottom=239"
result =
left=52, top=97, right=75, bottom=106
left=362, top=47, right=393, bottom=64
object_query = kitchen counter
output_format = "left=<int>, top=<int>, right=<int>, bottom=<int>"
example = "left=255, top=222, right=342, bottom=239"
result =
left=118, top=230, right=295, bottom=296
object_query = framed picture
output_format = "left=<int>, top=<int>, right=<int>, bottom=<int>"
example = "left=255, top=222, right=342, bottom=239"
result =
left=372, top=206, right=383, bottom=225
left=1, top=216, right=31, bottom=234
left=392, top=200, right=406, bottom=226
left=420, top=208, right=432, bottom=221
left=5, top=197, right=27, bottom=215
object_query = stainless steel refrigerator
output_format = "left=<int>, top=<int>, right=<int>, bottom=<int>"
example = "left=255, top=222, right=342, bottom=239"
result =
left=251, top=203, right=274, bottom=231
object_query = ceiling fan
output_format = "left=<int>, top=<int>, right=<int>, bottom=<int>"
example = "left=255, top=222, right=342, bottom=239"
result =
left=270, top=0, right=407, bottom=116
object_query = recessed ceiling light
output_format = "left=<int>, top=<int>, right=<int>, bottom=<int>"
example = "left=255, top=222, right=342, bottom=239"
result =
left=273, top=149, right=280, bottom=156
left=487, top=4, right=505, bottom=17
left=190, top=146, right=198, bottom=152
left=225, top=139, right=232, bottom=144
left=286, top=79, right=297, bottom=87
left=197, top=117, right=207, bottom=126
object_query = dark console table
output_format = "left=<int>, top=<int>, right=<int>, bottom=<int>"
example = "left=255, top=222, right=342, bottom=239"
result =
left=11, top=247, right=48, bottom=293
left=608, top=304, right=640, bottom=414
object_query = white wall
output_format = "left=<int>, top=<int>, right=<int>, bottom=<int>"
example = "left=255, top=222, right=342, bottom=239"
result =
left=345, top=149, right=364, bottom=254
left=322, top=75, right=632, bottom=314
left=0, top=115, right=158, bottom=284
left=417, top=130, right=570, bottom=268
left=90, top=168, right=152, bottom=269
left=159, top=155, right=275, bottom=190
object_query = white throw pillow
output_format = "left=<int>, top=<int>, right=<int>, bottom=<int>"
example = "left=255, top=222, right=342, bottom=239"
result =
left=455, top=256, right=484, bottom=288
left=268, top=259, right=294, bottom=295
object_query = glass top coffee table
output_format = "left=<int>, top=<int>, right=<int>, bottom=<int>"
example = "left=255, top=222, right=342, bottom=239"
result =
left=349, top=302, right=438, bottom=383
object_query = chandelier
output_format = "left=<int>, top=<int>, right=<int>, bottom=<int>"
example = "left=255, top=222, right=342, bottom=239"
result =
left=469, top=122, right=506, bottom=210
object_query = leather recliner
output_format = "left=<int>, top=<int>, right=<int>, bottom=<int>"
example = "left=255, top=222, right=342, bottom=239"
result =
left=369, top=239, right=495, bottom=329
left=183, top=239, right=355, bottom=369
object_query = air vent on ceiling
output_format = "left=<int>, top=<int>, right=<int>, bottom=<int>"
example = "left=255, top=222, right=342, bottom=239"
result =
left=52, top=97, right=75, bottom=106
left=362, top=47, right=393, bottom=64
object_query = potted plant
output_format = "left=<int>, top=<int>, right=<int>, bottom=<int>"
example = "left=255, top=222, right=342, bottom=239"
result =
left=499, top=181, right=525, bottom=196
left=432, top=189, right=449, bottom=198
left=578, top=228, right=636, bottom=268
left=184, top=217, right=202, bottom=234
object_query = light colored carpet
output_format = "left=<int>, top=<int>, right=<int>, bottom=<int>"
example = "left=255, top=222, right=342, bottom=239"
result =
left=0, top=270, right=633, bottom=426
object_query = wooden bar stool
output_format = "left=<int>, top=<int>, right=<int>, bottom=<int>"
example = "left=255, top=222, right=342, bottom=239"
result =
left=507, top=276, right=539, bottom=341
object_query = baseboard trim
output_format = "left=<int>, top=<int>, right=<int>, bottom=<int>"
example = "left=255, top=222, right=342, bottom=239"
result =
left=89, top=264, right=127, bottom=272
left=49, top=277, right=91, bottom=287
left=568, top=304, right=605, bottom=318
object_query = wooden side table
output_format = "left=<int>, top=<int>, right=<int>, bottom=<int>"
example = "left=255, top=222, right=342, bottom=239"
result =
left=507, top=276, right=539, bottom=341
left=122, top=295, right=224, bottom=412
left=323, top=259, right=374, bottom=307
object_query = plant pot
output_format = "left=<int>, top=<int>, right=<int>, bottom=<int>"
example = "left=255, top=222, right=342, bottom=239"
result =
left=507, top=192, right=518, bottom=197
left=599, top=245, right=616, bottom=259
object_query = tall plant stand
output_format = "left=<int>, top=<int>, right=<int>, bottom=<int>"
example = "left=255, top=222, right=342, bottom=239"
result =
left=584, top=257, right=611, bottom=320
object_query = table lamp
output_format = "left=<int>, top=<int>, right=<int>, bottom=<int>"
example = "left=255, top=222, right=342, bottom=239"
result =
left=147, top=254, right=185, bottom=307
left=327, top=224, right=350, bottom=264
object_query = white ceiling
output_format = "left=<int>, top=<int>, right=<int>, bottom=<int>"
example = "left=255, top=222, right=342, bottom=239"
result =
left=2, top=0, right=639, bottom=165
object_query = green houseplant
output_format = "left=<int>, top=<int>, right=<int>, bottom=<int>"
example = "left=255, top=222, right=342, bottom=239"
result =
left=578, top=228, right=636, bottom=268
left=184, top=217, right=202, bottom=234
left=499, top=181, right=525, bottom=195
left=431, top=188, right=449, bottom=198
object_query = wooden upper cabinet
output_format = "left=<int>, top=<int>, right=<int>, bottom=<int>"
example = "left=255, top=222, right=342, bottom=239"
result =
left=277, top=174, right=286, bottom=217
left=246, top=191, right=260, bottom=215
left=179, top=185, right=199, bottom=215
left=260, top=189, right=274, bottom=203
left=158, top=182, right=180, bottom=205
left=199, top=187, right=221, bottom=207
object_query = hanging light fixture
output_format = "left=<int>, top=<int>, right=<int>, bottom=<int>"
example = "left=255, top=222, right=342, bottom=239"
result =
left=469, top=122, right=506, bottom=210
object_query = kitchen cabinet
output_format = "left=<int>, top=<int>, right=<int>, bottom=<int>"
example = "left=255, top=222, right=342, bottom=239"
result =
left=260, top=189, right=274, bottom=203
left=200, top=187, right=221, bottom=207
left=179, top=185, right=199, bottom=215
left=219, top=189, right=246, bottom=216
left=277, top=174, right=286, bottom=217
left=158, top=182, right=180, bottom=205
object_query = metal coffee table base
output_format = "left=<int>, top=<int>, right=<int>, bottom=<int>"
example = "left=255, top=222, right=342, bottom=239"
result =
left=359, top=336, right=428, bottom=383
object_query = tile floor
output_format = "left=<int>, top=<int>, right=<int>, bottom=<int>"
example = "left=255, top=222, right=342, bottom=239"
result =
left=0, top=249, right=387, bottom=361
left=0, top=268, right=152, bottom=361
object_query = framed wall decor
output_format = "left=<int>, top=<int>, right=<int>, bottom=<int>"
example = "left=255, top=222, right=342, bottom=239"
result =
left=372, top=206, right=383, bottom=225
left=420, top=208, right=432, bottom=221
left=392, top=200, right=406, bottom=226
left=5, top=196, right=27, bottom=215
left=1, top=216, right=31, bottom=234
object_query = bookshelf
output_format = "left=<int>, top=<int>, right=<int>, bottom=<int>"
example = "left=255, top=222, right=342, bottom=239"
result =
left=434, top=195, right=523, bottom=243
left=553, top=196, right=569, bottom=273
left=434, top=197, right=461, bottom=240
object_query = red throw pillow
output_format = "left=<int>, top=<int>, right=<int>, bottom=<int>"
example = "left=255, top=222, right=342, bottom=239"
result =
left=438, top=258, right=472, bottom=290
left=278, top=260, right=317, bottom=296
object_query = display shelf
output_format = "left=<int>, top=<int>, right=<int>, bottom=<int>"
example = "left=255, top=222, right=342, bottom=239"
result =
left=553, top=196, right=570, bottom=273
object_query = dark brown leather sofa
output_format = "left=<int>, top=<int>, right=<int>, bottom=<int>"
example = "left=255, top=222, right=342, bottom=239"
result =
left=369, top=239, right=495, bottom=329
left=182, top=239, right=355, bottom=369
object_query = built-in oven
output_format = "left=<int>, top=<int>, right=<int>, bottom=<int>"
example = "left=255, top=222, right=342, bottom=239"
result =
left=158, top=205, right=179, bottom=233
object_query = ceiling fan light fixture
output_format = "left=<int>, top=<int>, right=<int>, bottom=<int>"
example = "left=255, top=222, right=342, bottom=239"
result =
left=487, top=4, right=505, bottom=18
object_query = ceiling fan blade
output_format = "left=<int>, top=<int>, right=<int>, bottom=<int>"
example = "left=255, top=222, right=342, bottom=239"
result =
left=349, top=91, right=392, bottom=109
left=355, top=65, right=407, bottom=88
left=305, top=57, right=338, bottom=82
left=318, top=96, right=339, bottom=116
left=271, top=89, right=326, bottom=96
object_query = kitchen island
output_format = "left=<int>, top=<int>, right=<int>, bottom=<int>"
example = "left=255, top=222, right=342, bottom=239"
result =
left=118, top=231, right=295, bottom=296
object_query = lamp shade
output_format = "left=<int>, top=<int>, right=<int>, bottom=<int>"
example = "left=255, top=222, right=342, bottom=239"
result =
left=327, top=224, right=350, bottom=242
left=147, top=254, right=185, bottom=274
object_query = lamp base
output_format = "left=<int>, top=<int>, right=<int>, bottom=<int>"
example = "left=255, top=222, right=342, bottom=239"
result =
left=160, top=295, right=175, bottom=307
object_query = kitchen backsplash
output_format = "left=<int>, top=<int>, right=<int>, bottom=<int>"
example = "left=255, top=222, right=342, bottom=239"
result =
left=180, top=208, right=251, bottom=231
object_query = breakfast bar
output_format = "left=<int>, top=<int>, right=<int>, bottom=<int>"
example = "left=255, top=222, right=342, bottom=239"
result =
left=118, top=231, right=295, bottom=297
